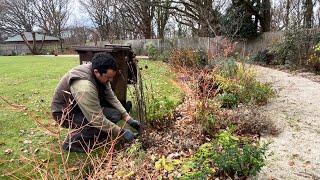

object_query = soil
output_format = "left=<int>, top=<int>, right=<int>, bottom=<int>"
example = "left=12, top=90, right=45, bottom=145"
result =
left=254, top=65, right=320, bottom=180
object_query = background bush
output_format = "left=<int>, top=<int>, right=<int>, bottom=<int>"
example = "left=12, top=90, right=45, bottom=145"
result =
left=169, top=48, right=207, bottom=68
left=251, top=50, right=275, bottom=65
left=307, top=42, right=320, bottom=74
left=270, top=28, right=320, bottom=67
left=158, top=50, right=171, bottom=62
left=146, top=42, right=159, bottom=60
left=215, top=60, right=275, bottom=106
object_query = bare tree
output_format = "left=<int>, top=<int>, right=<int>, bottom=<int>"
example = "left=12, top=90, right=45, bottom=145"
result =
left=261, top=0, right=271, bottom=31
left=168, top=0, right=220, bottom=37
left=34, top=0, right=70, bottom=36
left=284, top=0, right=315, bottom=28
left=271, top=0, right=290, bottom=30
left=34, top=0, right=70, bottom=51
left=290, top=0, right=303, bottom=27
left=155, top=0, right=172, bottom=39
left=272, top=0, right=317, bottom=29
left=64, top=25, right=92, bottom=45
left=20, top=31, right=46, bottom=55
left=82, top=0, right=155, bottom=40
left=285, top=0, right=291, bottom=28
left=119, top=0, right=156, bottom=39
left=0, top=0, right=36, bottom=35
left=0, top=29, right=7, bottom=42
left=235, top=0, right=271, bottom=32
left=80, top=0, right=116, bottom=41
left=0, top=1, right=6, bottom=41
left=315, top=1, right=320, bottom=27
left=0, top=0, right=69, bottom=53
left=221, top=4, right=248, bottom=39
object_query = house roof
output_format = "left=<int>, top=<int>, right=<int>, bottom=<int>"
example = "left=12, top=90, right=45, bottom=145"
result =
left=5, top=32, right=60, bottom=42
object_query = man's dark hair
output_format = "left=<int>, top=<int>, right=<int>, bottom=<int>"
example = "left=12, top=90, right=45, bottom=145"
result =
left=91, top=52, right=117, bottom=74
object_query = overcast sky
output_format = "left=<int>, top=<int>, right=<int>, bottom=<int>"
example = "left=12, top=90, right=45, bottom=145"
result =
left=67, top=0, right=92, bottom=27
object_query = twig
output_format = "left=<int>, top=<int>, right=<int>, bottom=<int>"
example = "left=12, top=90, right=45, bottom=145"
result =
left=0, top=95, right=25, bottom=109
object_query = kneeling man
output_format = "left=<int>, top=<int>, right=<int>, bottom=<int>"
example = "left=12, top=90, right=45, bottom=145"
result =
left=51, top=52, right=140, bottom=153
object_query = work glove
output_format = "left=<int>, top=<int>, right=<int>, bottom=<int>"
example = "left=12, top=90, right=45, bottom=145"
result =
left=121, top=129, right=135, bottom=143
left=127, top=118, right=141, bottom=132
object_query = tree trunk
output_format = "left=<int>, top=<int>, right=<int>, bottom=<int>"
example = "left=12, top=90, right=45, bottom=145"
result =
left=285, top=0, right=291, bottom=28
left=296, top=0, right=301, bottom=27
left=143, top=23, right=152, bottom=39
left=261, top=0, right=271, bottom=32
left=60, top=39, right=63, bottom=54
left=198, top=23, right=210, bottom=37
left=143, top=16, right=153, bottom=39
left=156, top=0, right=171, bottom=39
left=304, top=0, right=313, bottom=28
left=157, top=9, right=166, bottom=39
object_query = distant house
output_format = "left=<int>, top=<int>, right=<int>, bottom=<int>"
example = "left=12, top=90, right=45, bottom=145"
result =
left=0, top=32, right=61, bottom=55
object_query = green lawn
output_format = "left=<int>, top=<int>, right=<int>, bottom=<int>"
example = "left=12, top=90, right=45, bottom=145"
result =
left=0, top=56, right=183, bottom=179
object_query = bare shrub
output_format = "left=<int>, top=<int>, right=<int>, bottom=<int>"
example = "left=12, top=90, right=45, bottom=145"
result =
left=169, top=48, right=206, bottom=69
left=192, top=58, right=276, bottom=138
left=208, top=37, right=238, bottom=61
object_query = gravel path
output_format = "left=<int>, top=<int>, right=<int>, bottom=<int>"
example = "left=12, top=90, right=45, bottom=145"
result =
left=255, top=65, right=320, bottom=180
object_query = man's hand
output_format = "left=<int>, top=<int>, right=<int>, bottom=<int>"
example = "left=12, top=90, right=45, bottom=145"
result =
left=127, top=118, right=141, bottom=132
left=121, top=129, right=135, bottom=143
left=124, top=115, right=141, bottom=132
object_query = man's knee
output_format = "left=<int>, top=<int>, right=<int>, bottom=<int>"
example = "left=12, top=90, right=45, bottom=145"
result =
left=102, top=107, right=121, bottom=123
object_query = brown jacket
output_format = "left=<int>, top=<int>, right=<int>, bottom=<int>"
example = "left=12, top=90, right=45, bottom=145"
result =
left=51, top=64, right=98, bottom=113
left=51, top=64, right=127, bottom=134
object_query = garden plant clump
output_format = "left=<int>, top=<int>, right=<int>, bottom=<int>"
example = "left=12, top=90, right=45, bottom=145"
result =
left=146, top=129, right=268, bottom=179
left=270, top=28, right=318, bottom=67
left=177, top=129, right=268, bottom=179
left=195, top=57, right=275, bottom=135
left=251, top=49, right=275, bottom=65
left=216, top=59, right=275, bottom=106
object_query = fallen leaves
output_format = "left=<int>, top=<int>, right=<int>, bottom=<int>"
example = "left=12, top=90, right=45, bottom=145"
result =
left=4, top=149, right=13, bottom=155
left=67, top=167, right=79, bottom=172
left=167, top=152, right=182, bottom=159
left=34, top=148, right=40, bottom=154
left=23, top=140, right=32, bottom=144
left=288, top=161, right=295, bottom=166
